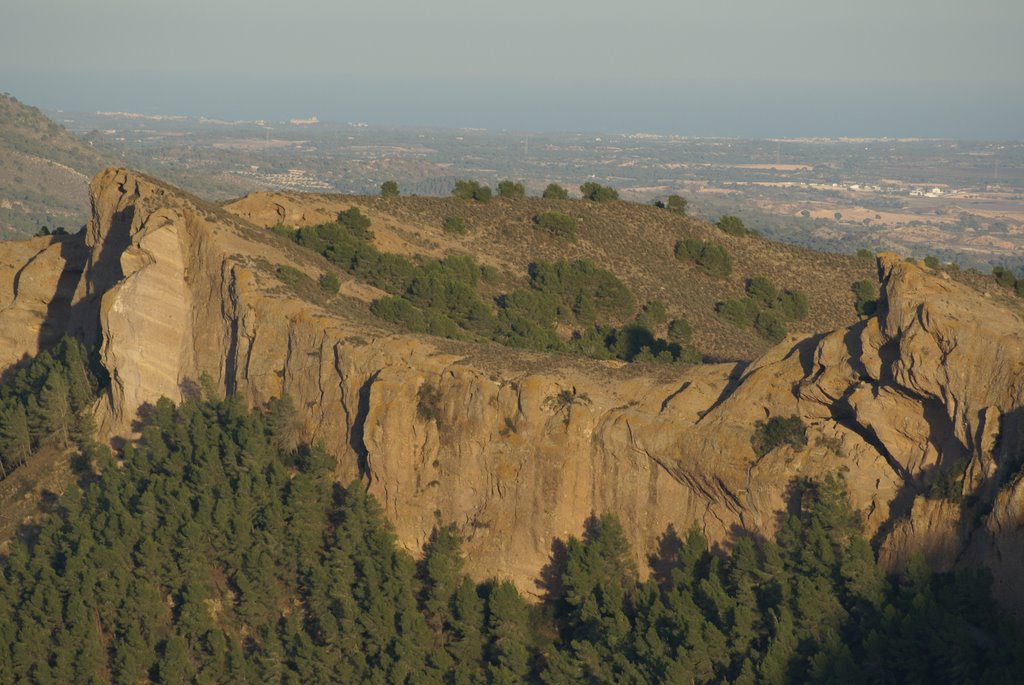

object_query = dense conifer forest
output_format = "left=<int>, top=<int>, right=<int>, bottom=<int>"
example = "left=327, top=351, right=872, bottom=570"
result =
left=0, top=345, right=1021, bottom=683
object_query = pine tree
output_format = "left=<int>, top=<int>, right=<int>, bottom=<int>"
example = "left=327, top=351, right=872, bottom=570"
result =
left=0, top=400, right=31, bottom=470
left=449, top=576, right=487, bottom=684
left=36, top=366, right=73, bottom=447
left=58, top=336, right=94, bottom=412
left=484, top=581, right=532, bottom=684
left=420, top=525, right=464, bottom=636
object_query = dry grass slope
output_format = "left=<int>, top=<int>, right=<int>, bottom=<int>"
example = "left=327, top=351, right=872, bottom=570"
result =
left=225, top=191, right=891, bottom=362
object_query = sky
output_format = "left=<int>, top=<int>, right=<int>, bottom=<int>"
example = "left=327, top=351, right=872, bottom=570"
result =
left=2, top=0, right=1022, bottom=138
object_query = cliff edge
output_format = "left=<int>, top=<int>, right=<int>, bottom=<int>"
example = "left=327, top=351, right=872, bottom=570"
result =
left=4, top=168, right=1023, bottom=609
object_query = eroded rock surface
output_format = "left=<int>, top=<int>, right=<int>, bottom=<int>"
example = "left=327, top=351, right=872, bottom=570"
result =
left=3, top=168, right=1023, bottom=608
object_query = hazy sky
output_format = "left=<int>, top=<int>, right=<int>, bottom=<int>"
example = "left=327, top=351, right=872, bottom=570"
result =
left=3, top=0, right=1022, bottom=137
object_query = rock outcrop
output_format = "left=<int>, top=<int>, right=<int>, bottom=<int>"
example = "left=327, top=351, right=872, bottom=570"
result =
left=3, top=168, right=1023, bottom=608
left=0, top=235, right=87, bottom=370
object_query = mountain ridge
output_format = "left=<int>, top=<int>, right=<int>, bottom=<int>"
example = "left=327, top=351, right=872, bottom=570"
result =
left=1, top=167, right=1023, bottom=615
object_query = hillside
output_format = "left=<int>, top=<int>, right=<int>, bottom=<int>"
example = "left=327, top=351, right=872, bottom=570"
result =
left=225, top=191, right=887, bottom=363
left=1, top=167, right=1023, bottom=624
left=0, top=93, right=112, bottom=238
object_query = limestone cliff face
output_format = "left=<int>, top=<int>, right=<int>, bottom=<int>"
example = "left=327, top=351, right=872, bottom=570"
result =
left=3, top=168, right=1023, bottom=607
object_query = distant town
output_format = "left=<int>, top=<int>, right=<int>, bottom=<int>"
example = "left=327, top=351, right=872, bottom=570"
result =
left=60, top=110, right=1024, bottom=270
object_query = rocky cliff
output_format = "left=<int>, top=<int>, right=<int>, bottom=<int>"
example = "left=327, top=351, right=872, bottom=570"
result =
left=4, top=168, right=1023, bottom=608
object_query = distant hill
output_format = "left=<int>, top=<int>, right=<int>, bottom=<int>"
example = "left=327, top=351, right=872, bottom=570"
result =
left=0, top=93, right=112, bottom=238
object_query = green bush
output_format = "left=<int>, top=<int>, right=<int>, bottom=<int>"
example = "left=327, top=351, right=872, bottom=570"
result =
left=370, top=296, right=427, bottom=332
left=275, top=264, right=304, bottom=286
left=852, top=279, right=879, bottom=316
left=746, top=276, right=778, bottom=306
left=499, top=289, right=560, bottom=329
left=542, top=183, right=569, bottom=200
left=656, top=194, right=688, bottom=214
left=775, top=289, right=809, bottom=321
left=698, top=243, right=732, bottom=277
left=992, top=266, right=1016, bottom=288
left=752, top=415, right=808, bottom=456
left=636, top=300, right=668, bottom=329
left=675, top=238, right=731, bottom=277
left=380, top=180, right=399, bottom=197
left=493, top=310, right=565, bottom=352
left=497, top=180, right=525, bottom=199
left=717, top=299, right=752, bottom=327
left=754, top=309, right=787, bottom=342
left=923, top=255, right=940, bottom=269
left=667, top=318, right=692, bottom=342
left=674, top=238, right=701, bottom=261
left=579, top=182, right=619, bottom=202
left=442, top=216, right=467, bottom=235
left=318, top=271, right=341, bottom=294
left=927, top=458, right=967, bottom=503
left=480, top=265, right=501, bottom=284
left=270, top=223, right=295, bottom=240
left=534, top=211, right=577, bottom=240
left=416, top=382, right=443, bottom=425
left=452, top=180, right=492, bottom=202
left=856, top=248, right=874, bottom=261
left=529, top=259, right=636, bottom=323
left=337, top=207, right=373, bottom=240
left=717, top=215, right=749, bottom=237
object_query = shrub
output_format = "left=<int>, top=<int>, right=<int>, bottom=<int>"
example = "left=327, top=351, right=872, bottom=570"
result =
left=370, top=296, right=427, bottom=332
left=674, top=238, right=701, bottom=261
left=856, top=248, right=874, bottom=261
left=992, top=266, right=1016, bottom=288
left=926, top=458, right=967, bottom=503
left=746, top=276, right=778, bottom=306
left=417, top=382, right=443, bottom=425
left=636, top=300, right=668, bottom=330
left=923, top=255, right=940, bottom=269
left=698, top=242, right=732, bottom=277
left=754, top=310, right=787, bottom=342
left=380, top=180, right=400, bottom=197
left=529, top=259, right=636, bottom=322
left=493, top=309, right=564, bottom=352
left=534, top=211, right=577, bottom=240
left=852, top=279, right=879, bottom=316
left=579, top=182, right=618, bottom=202
left=442, top=216, right=467, bottom=235
left=275, top=264, right=304, bottom=286
left=318, top=272, right=341, bottom=294
left=717, top=299, right=752, bottom=327
left=674, top=238, right=731, bottom=277
left=656, top=194, right=688, bottom=214
left=499, top=289, right=561, bottom=329
left=497, top=180, right=525, bottom=199
left=775, top=290, right=809, bottom=321
left=667, top=318, right=692, bottom=342
left=717, top=215, right=749, bottom=237
left=542, top=183, right=569, bottom=200
left=270, top=223, right=295, bottom=240
left=452, top=180, right=492, bottom=202
left=752, top=415, right=808, bottom=457
left=480, top=265, right=501, bottom=284
left=337, top=207, right=373, bottom=240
